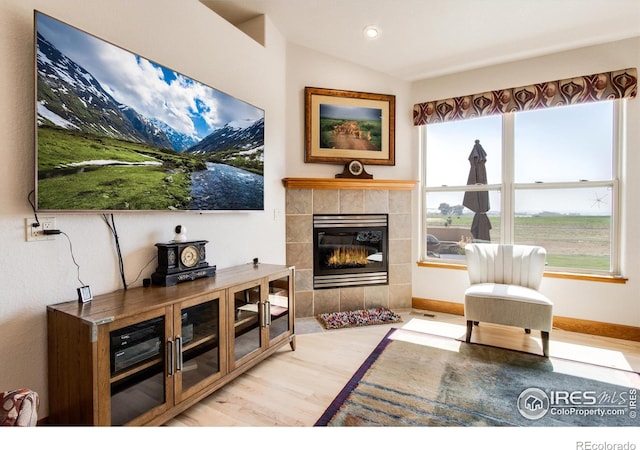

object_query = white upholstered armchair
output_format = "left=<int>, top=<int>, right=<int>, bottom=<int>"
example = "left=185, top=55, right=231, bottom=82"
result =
left=464, top=243, right=553, bottom=357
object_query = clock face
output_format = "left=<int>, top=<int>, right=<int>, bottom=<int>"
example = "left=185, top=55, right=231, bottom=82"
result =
left=348, top=160, right=363, bottom=176
left=180, top=245, right=200, bottom=268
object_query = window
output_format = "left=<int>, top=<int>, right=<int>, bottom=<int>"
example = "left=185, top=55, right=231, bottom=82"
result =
left=422, top=100, right=621, bottom=275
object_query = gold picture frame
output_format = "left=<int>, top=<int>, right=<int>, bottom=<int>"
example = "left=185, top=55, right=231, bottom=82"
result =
left=304, top=87, right=395, bottom=165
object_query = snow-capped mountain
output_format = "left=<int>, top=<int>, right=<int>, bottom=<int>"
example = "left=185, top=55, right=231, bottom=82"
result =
left=36, top=32, right=172, bottom=149
left=185, top=117, right=264, bottom=155
left=150, top=118, right=199, bottom=152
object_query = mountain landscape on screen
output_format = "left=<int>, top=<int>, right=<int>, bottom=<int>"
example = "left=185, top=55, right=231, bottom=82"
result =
left=35, top=11, right=264, bottom=211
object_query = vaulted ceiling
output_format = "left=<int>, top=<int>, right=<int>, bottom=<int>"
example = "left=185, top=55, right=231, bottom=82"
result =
left=202, top=0, right=640, bottom=81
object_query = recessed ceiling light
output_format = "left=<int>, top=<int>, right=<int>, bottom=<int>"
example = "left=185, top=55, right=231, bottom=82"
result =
left=363, top=25, right=380, bottom=39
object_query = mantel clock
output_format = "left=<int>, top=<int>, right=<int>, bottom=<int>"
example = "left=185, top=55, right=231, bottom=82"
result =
left=151, top=240, right=215, bottom=286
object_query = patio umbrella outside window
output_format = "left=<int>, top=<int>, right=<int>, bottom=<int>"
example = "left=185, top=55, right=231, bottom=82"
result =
left=462, top=139, right=492, bottom=242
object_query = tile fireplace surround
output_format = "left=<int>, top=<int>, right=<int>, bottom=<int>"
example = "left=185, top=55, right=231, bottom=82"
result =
left=283, top=178, right=417, bottom=318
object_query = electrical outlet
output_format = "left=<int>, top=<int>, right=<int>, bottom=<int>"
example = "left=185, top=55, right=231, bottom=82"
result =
left=25, top=217, right=56, bottom=242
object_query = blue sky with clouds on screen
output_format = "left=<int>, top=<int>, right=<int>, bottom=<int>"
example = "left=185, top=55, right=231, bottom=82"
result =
left=37, top=12, right=262, bottom=140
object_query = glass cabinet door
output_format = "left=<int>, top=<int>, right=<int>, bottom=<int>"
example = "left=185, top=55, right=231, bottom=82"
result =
left=231, top=282, right=263, bottom=365
left=267, top=273, right=291, bottom=343
left=176, top=294, right=223, bottom=401
left=109, top=313, right=168, bottom=426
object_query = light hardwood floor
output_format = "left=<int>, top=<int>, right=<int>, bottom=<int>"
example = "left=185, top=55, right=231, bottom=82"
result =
left=165, top=308, right=640, bottom=427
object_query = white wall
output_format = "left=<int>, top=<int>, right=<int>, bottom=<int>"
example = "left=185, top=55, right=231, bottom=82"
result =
left=411, top=38, right=640, bottom=328
left=0, top=0, right=287, bottom=415
left=284, top=42, right=414, bottom=180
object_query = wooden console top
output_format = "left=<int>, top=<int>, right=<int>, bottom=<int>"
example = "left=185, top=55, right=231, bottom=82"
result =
left=47, top=263, right=291, bottom=324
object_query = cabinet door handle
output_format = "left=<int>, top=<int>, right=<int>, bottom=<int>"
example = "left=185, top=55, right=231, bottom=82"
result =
left=260, top=302, right=271, bottom=327
left=176, top=335, right=183, bottom=372
left=167, top=338, right=174, bottom=377
left=266, top=301, right=272, bottom=326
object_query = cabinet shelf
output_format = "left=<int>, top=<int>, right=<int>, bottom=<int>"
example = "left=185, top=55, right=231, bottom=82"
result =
left=110, top=357, right=162, bottom=384
left=182, top=334, right=217, bottom=353
left=234, top=313, right=259, bottom=337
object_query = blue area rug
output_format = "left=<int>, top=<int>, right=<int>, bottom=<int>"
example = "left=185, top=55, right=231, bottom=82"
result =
left=316, top=328, right=640, bottom=426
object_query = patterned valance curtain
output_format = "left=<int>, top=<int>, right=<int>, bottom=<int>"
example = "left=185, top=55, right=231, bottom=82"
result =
left=413, top=68, right=637, bottom=126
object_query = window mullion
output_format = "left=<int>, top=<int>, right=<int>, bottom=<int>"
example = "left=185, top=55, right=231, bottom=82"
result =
left=425, top=183, right=502, bottom=193
left=514, top=180, right=614, bottom=190
left=420, top=126, right=427, bottom=262
left=502, top=113, right=515, bottom=244
left=611, top=100, right=624, bottom=274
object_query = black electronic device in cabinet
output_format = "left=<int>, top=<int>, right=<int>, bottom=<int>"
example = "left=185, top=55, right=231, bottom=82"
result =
left=110, top=317, right=164, bottom=376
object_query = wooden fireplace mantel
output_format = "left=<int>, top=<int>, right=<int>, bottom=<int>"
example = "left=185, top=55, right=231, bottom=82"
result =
left=282, top=178, right=418, bottom=191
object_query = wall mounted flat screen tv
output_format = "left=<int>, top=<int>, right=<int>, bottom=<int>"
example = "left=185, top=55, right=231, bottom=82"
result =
left=34, top=11, right=264, bottom=212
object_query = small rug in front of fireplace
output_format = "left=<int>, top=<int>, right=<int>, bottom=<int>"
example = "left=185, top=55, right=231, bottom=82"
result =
left=318, top=308, right=403, bottom=330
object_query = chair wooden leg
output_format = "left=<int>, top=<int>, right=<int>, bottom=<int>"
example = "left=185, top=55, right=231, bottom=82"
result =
left=541, top=331, right=550, bottom=357
left=466, top=320, right=473, bottom=342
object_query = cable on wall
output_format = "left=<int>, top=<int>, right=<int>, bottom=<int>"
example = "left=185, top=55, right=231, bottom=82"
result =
left=102, top=214, right=127, bottom=290
left=28, top=191, right=92, bottom=301
left=60, top=231, right=86, bottom=287
left=27, top=193, right=151, bottom=291
left=130, top=254, right=157, bottom=286
left=27, top=190, right=40, bottom=227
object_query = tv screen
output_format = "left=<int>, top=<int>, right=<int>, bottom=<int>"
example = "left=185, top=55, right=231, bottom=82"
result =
left=34, top=11, right=264, bottom=212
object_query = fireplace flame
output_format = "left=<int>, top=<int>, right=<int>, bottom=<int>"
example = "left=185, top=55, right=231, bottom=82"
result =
left=327, top=246, right=369, bottom=268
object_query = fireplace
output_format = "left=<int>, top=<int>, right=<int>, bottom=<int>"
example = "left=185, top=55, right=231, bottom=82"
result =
left=313, top=214, right=388, bottom=289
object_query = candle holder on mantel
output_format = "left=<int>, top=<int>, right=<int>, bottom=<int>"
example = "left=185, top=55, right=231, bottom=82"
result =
left=335, top=160, right=373, bottom=179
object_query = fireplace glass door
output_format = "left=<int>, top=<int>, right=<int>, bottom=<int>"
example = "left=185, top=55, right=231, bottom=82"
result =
left=313, top=214, right=388, bottom=289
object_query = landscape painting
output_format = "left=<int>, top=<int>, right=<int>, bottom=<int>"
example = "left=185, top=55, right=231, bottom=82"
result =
left=305, top=87, right=395, bottom=165
left=35, top=11, right=264, bottom=211
left=319, top=104, right=382, bottom=151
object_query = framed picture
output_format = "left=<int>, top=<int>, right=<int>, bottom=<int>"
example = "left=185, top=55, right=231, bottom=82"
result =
left=304, top=87, right=395, bottom=165
left=77, top=285, right=93, bottom=303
